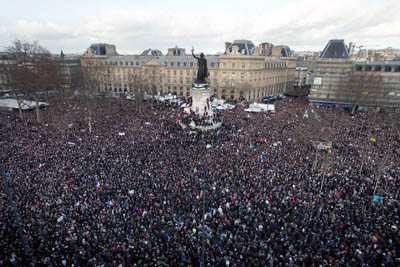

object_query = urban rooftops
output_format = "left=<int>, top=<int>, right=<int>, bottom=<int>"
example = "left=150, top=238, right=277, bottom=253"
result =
left=320, top=39, right=350, bottom=59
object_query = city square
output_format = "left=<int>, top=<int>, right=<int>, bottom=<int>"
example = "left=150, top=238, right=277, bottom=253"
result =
left=0, top=93, right=399, bottom=265
left=1, top=0, right=400, bottom=266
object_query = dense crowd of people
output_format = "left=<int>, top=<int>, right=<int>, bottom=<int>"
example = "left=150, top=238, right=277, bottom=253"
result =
left=0, top=96, right=399, bottom=266
left=180, top=111, right=222, bottom=128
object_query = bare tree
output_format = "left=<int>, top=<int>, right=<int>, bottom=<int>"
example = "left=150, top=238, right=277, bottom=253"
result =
left=219, top=78, right=230, bottom=100
left=4, top=40, right=62, bottom=123
left=76, top=58, right=103, bottom=132
left=0, top=53, right=24, bottom=119
left=127, top=71, right=145, bottom=105
left=145, top=68, right=162, bottom=98
left=56, top=55, right=81, bottom=101
left=339, top=69, right=384, bottom=114
left=237, top=81, right=251, bottom=102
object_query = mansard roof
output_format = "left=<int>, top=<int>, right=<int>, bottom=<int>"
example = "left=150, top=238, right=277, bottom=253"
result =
left=225, top=40, right=255, bottom=55
left=280, top=46, right=292, bottom=57
left=320, top=39, right=349, bottom=59
left=140, top=49, right=163, bottom=56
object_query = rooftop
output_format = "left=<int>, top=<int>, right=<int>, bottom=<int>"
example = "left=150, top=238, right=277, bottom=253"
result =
left=320, top=39, right=349, bottom=59
left=280, top=46, right=292, bottom=57
left=225, top=40, right=256, bottom=56
left=141, top=49, right=163, bottom=56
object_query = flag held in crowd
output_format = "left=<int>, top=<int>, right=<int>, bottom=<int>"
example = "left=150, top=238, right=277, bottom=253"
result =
left=95, top=181, right=102, bottom=189
left=106, top=200, right=115, bottom=206
left=370, top=137, right=376, bottom=142
left=373, top=195, right=384, bottom=203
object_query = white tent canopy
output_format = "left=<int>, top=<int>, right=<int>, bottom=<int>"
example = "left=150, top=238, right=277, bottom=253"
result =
left=245, top=103, right=275, bottom=113
left=211, top=98, right=235, bottom=110
left=0, top=99, right=49, bottom=110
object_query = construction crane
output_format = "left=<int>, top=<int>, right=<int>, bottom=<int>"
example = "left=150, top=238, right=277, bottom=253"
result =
left=349, top=42, right=367, bottom=58
left=356, top=44, right=367, bottom=58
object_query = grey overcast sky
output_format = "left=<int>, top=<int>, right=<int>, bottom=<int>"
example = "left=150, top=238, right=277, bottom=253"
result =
left=0, top=0, right=399, bottom=54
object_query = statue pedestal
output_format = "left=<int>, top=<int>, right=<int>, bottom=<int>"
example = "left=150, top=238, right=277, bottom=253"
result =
left=180, top=83, right=221, bottom=131
left=189, top=85, right=213, bottom=118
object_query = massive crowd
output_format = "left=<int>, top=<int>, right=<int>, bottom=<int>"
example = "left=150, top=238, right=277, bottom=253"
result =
left=0, top=96, right=399, bottom=266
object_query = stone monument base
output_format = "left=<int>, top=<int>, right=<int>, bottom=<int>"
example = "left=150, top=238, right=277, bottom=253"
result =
left=190, top=86, right=213, bottom=118
left=180, top=83, right=221, bottom=131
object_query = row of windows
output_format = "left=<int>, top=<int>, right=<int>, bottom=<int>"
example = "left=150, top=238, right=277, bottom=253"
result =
left=355, top=65, right=400, bottom=72
left=104, top=68, right=287, bottom=80
left=168, top=61, right=195, bottom=68
left=220, top=62, right=286, bottom=69
left=317, top=71, right=346, bottom=75
left=104, top=61, right=140, bottom=67
left=103, top=60, right=286, bottom=69
left=102, top=82, right=291, bottom=100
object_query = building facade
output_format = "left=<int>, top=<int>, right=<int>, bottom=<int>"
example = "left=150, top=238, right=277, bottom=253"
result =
left=81, top=40, right=296, bottom=101
left=294, top=62, right=312, bottom=88
left=309, top=39, right=400, bottom=111
left=353, top=61, right=400, bottom=109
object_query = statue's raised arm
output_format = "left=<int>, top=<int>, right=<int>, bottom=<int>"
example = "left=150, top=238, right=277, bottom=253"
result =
left=191, top=47, right=199, bottom=60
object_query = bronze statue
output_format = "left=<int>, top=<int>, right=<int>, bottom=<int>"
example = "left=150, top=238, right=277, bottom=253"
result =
left=191, top=47, right=208, bottom=83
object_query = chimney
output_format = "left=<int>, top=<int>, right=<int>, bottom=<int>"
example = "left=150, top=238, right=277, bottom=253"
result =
left=225, top=42, right=232, bottom=52
left=232, top=46, right=239, bottom=55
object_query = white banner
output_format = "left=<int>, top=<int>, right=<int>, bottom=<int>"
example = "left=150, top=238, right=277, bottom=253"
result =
left=314, top=77, right=322, bottom=85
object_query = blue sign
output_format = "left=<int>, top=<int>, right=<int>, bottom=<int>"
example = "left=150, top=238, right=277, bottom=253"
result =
left=311, top=102, right=336, bottom=107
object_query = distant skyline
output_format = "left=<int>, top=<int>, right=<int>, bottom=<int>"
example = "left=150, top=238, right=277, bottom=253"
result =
left=0, top=0, right=399, bottom=55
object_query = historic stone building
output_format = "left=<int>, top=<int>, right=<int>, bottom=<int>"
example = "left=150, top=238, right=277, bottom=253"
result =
left=309, top=39, right=400, bottom=111
left=352, top=61, right=400, bottom=109
left=294, top=62, right=312, bottom=89
left=81, top=40, right=296, bottom=101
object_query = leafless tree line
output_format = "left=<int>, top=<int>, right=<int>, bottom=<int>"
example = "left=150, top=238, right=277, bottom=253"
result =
left=1, top=40, right=62, bottom=122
